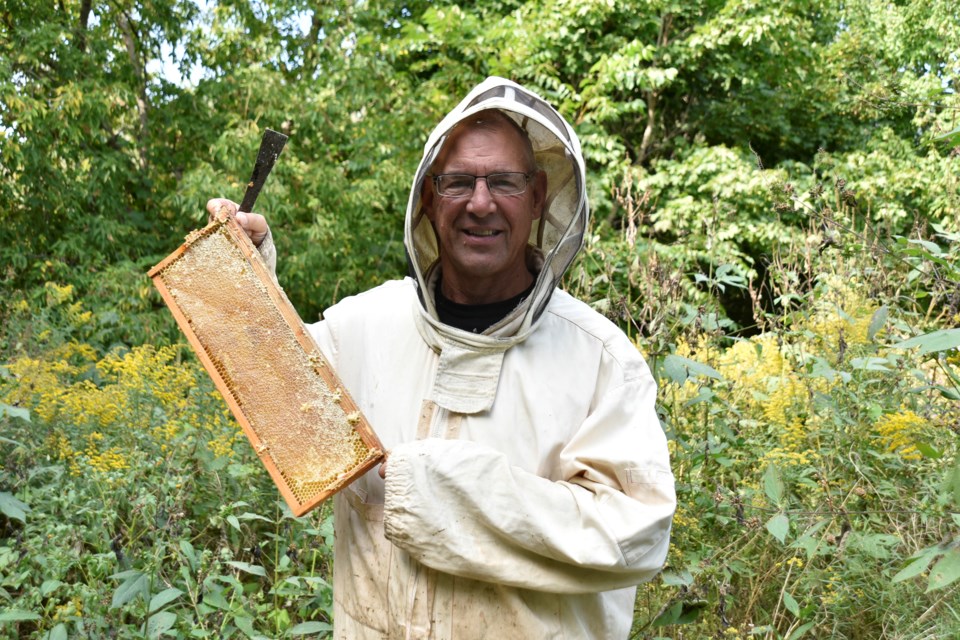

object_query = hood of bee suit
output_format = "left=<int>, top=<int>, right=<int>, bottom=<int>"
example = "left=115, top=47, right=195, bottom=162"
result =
left=403, top=76, right=589, bottom=414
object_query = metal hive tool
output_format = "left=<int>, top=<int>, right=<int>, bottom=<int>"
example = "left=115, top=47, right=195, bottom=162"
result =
left=148, top=210, right=384, bottom=516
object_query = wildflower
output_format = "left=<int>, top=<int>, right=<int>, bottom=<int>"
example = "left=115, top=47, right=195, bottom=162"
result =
left=44, top=282, right=75, bottom=305
left=873, top=410, right=927, bottom=460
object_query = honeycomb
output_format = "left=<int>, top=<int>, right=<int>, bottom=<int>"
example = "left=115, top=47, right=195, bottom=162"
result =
left=148, top=214, right=384, bottom=515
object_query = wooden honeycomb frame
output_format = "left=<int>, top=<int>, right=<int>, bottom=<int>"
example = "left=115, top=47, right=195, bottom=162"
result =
left=148, top=211, right=384, bottom=516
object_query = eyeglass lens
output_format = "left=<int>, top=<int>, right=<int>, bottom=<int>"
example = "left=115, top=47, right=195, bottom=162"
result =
left=435, top=173, right=528, bottom=197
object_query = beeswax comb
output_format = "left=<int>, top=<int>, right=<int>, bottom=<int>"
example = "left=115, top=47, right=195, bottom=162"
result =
left=148, top=210, right=384, bottom=515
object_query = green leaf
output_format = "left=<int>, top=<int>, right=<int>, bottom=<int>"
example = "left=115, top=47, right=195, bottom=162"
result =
left=927, top=549, right=960, bottom=592
left=849, top=357, right=892, bottom=372
left=43, top=624, right=68, bottom=640
left=226, top=561, right=267, bottom=577
left=0, top=403, right=30, bottom=423
left=763, top=464, right=785, bottom=505
left=892, top=548, right=939, bottom=583
left=111, top=571, right=149, bottom=609
left=234, top=615, right=256, bottom=636
left=934, top=125, right=960, bottom=142
left=766, top=513, right=790, bottom=544
left=145, top=611, right=177, bottom=639
left=0, top=492, right=31, bottom=523
left=950, top=463, right=960, bottom=508
left=663, top=355, right=688, bottom=384
left=289, top=621, right=333, bottom=635
left=782, top=591, right=800, bottom=617
left=653, top=601, right=683, bottom=627
left=149, top=587, right=184, bottom=613
left=40, top=580, right=63, bottom=596
left=914, top=442, right=942, bottom=459
left=785, top=621, right=816, bottom=640
left=180, top=540, right=197, bottom=569
left=0, top=610, right=41, bottom=622
left=226, top=515, right=241, bottom=531
left=200, top=587, right=230, bottom=610
left=893, top=329, right=960, bottom=355
left=867, top=306, right=888, bottom=341
left=237, top=512, right=272, bottom=523
left=907, top=238, right=943, bottom=255
left=660, top=569, right=694, bottom=587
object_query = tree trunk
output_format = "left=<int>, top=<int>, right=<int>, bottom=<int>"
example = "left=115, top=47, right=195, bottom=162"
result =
left=117, top=11, right=149, bottom=169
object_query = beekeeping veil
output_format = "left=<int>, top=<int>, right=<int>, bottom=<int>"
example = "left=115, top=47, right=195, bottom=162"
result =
left=404, top=76, right=589, bottom=414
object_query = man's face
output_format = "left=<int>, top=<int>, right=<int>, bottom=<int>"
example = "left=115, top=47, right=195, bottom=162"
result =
left=422, top=119, right=546, bottom=305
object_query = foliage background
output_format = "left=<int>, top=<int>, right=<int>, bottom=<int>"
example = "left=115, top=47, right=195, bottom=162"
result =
left=2, top=0, right=959, bottom=638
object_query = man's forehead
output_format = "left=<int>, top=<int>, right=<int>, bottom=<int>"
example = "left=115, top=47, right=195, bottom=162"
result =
left=433, top=110, right=534, bottom=169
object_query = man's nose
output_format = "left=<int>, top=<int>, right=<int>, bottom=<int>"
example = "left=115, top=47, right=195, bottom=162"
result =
left=466, top=178, right=496, bottom=215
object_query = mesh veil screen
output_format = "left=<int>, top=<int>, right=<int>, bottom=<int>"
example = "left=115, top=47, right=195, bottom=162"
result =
left=149, top=215, right=384, bottom=515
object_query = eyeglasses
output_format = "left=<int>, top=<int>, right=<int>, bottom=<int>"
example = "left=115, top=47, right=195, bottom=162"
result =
left=431, top=172, right=533, bottom=198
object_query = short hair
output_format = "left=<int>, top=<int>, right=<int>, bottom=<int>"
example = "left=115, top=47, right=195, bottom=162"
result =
left=432, top=109, right=538, bottom=174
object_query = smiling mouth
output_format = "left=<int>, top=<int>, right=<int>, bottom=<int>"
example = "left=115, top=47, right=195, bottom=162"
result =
left=465, top=229, right=500, bottom=237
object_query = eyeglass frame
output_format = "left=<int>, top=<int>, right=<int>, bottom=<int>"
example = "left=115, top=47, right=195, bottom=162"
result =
left=430, top=171, right=536, bottom=198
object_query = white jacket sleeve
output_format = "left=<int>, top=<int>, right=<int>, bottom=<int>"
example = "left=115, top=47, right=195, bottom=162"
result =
left=382, top=379, right=675, bottom=594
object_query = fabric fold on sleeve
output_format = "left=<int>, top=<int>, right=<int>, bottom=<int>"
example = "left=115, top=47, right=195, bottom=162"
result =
left=383, top=437, right=675, bottom=595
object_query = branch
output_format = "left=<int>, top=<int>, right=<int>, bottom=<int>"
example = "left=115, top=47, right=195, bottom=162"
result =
left=76, top=0, right=92, bottom=52
left=116, top=10, right=149, bottom=169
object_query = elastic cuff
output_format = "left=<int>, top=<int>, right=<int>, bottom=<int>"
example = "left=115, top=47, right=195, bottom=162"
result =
left=382, top=446, right=418, bottom=545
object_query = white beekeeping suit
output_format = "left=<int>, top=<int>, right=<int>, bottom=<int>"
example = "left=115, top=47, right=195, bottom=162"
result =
left=298, top=76, right=676, bottom=639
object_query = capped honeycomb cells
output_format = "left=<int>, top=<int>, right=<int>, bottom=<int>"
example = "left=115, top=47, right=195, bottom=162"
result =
left=151, top=222, right=382, bottom=513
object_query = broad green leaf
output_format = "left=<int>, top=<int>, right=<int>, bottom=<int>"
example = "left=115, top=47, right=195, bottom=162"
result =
left=180, top=540, right=197, bottom=569
left=43, top=624, right=68, bottom=640
left=927, top=549, right=960, bottom=592
left=289, top=621, right=333, bottom=635
left=868, top=306, right=888, bottom=341
left=661, top=569, right=694, bottom=587
left=893, top=329, right=960, bottom=356
left=0, top=403, right=29, bottom=423
left=892, top=548, right=939, bottom=583
left=766, top=513, right=790, bottom=544
left=0, top=610, right=40, bottom=622
left=149, top=587, right=184, bottom=613
left=226, top=515, right=241, bottom=531
left=0, top=492, right=30, bottom=523
left=40, top=580, right=63, bottom=596
left=849, top=357, right=892, bottom=372
left=234, top=615, right=256, bottom=636
left=763, top=464, right=785, bottom=505
left=200, top=587, right=230, bottom=610
left=907, top=238, right=943, bottom=255
left=675, top=355, right=724, bottom=380
left=226, top=561, right=267, bottom=577
left=652, top=601, right=683, bottom=627
left=950, top=463, right=960, bottom=508
left=237, top=512, right=272, bottom=523
left=663, top=355, right=688, bottom=385
left=914, top=442, right=942, bottom=459
left=145, top=611, right=177, bottom=639
left=934, top=125, right=960, bottom=142
left=111, top=571, right=149, bottom=609
left=782, top=591, right=800, bottom=617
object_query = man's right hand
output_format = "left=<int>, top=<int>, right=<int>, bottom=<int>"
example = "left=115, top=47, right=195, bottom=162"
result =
left=206, top=198, right=270, bottom=248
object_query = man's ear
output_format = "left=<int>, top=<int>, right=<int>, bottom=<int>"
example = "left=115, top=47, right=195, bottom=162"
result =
left=531, top=169, right=547, bottom=220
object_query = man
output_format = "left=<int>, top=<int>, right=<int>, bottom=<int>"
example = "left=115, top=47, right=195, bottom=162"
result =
left=209, top=77, right=675, bottom=639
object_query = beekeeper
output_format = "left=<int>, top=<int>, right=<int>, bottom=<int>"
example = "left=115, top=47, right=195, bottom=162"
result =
left=209, top=76, right=675, bottom=639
